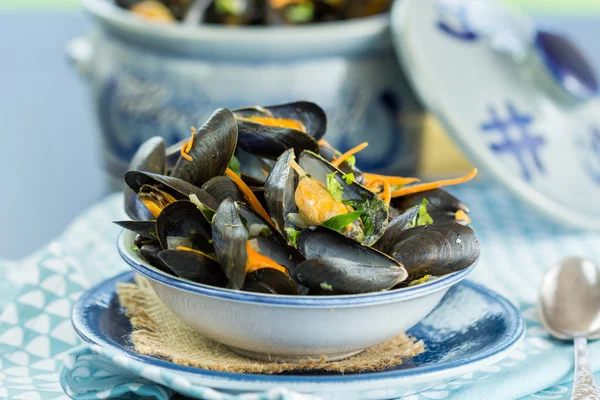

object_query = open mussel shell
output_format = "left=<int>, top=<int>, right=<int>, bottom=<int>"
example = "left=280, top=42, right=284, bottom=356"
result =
left=248, top=236, right=304, bottom=274
left=212, top=199, right=248, bottom=290
left=156, top=200, right=212, bottom=251
left=235, top=147, right=273, bottom=186
left=170, top=108, right=238, bottom=187
left=264, top=149, right=298, bottom=236
left=125, top=171, right=220, bottom=211
left=202, top=176, right=245, bottom=203
left=298, top=227, right=404, bottom=269
left=114, top=220, right=157, bottom=240
left=233, top=102, right=326, bottom=159
left=374, top=207, right=420, bottom=254
left=125, top=136, right=167, bottom=220
left=299, top=151, right=388, bottom=246
left=293, top=257, right=407, bottom=295
left=158, top=249, right=228, bottom=287
left=243, top=268, right=299, bottom=295
left=386, top=222, right=480, bottom=280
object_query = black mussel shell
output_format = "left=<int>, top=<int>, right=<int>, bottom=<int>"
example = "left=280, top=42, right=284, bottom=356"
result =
left=248, top=236, right=304, bottom=274
left=243, top=268, right=299, bottom=295
left=293, top=257, right=406, bottom=295
left=170, top=108, right=238, bottom=187
left=125, top=136, right=167, bottom=220
left=235, top=147, right=272, bottom=186
left=156, top=200, right=212, bottom=251
left=140, top=242, right=174, bottom=275
left=212, top=199, right=248, bottom=290
left=297, top=227, right=404, bottom=271
left=125, top=171, right=220, bottom=211
left=202, top=176, right=245, bottom=203
left=114, top=220, right=157, bottom=240
left=391, top=189, right=469, bottom=214
left=374, top=207, right=420, bottom=254
left=386, top=222, right=480, bottom=280
left=299, top=151, right=388, bottom=246
left=233, top=102, right=326, bottom=159
left=264, top=149, right=298, bottom=237
left=158, top=249, right=227, bottom=287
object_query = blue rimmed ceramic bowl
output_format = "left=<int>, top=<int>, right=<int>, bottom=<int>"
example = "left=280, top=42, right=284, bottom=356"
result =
left=118, top=230, right=478, bottom=362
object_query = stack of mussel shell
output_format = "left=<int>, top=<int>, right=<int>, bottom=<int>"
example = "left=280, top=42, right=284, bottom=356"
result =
left=116, top=101, right=480, bottom=296
left=115, top=0, right=392, bottom=26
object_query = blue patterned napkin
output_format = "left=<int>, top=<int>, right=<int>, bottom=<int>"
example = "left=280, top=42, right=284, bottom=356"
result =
left=1, top=183, right=600, bottom=399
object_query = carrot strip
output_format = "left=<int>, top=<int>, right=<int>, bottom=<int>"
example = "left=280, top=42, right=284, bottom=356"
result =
left=225, top=168, right=275, bottom=227
left=175, top=246, right=217, bottom=260
left=390, top=169, right=478, bottom=198
left=180, top=127, right=196, bottom=162
left=245, top=242, right=289, bottom=275
left=331, top=142, right=369, bottom=168
left=362, top=173, right=421, bottom=187
left=237, top=116, right=306, bottom=132
left=368, top=179, right=391, bottom=206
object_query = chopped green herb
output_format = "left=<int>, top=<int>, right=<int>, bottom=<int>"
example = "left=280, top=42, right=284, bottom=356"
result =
left=390, top=184, right=405, bottom=191
left=342, top=172, right=355, bottom=185
left=285, top=227, right=301, bottom=248
left=344, top=196, right=378, bottom=237
left=208, top=239, right=214, bottom=244
left=346, top=155, right=356, bottom=167
left=215, top=0, right=244, bottom=15
left=130, top=245, right=139, bottom=252
left=228, top=155, right=241, bottom=176
left=189, top=194, right=216, bottom=223
left=320, top=282, right=333, bottom=291
left=326, top=172, right=344, bottom=202
left=408, top=275, right=432, bottom=287
left=410, top=199, right=434, bottom=227
left=322, top=209, right=363, bottom=232
left=286, top=3, right=314, bottom=22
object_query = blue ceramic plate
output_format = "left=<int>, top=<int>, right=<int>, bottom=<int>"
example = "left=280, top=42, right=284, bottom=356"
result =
left=72, top=272, right=524, bottom=400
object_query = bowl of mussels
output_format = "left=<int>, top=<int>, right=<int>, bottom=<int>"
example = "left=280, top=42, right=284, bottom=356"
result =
left=116, top=102, right=480, bottom=361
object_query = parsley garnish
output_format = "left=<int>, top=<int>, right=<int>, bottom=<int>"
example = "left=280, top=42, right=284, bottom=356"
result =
left=320, top=282, right=333, bottom=291
left=326, top=172, right=344, bottom=202
left=342, top=172, right=355, bottom=185
left=228, top=155, right=241, bottom=176
left=285, top=227, right=301, bottom=248
left=408, top=275, right=432, bottom=287
left=410, top=199, right=434, bottom=227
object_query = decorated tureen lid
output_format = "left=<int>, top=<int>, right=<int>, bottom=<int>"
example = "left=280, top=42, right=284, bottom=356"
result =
left=390, top=0, right=600, bottom=230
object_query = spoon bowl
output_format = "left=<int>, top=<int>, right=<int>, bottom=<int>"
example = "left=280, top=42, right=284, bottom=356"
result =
left=538, top=257, right=600, bottom=340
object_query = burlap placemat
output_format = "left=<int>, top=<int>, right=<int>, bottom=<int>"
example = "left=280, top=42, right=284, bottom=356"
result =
left=116, top=274, right=425, bottom=374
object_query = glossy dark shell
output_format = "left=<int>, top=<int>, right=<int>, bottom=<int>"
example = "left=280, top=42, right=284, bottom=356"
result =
left=233, top=102, right=326, bottom=159
left=202, top=176, right=245, bottom=203
left=125, top=171, right=220, bottom=211
left=386, top=223, right=480, bottom=280
left=243, top=268, right=299, bottom=295
left=113, top=220, right=157, bottom=240
left=374, top=207, right=420, bottom=254
left=391, top=189, right=470, bottom=214
left=156, top=201, right=212, bottom=251
left=212, top=199, right=248, bottom=290
left=170, top=108, right=238, bottom=187
left=264, top=149, right=298, bottom=236
left=318, top=142, right=364, bottom=184
left=297, top=227, right=403, bottom=270
left=125, top=136, right=167, bottom=220
left=293, top=257, right=406, bottom=295
left=249, top=236, right=304, bottom=274
left=140, top=242, right=174, bottom=275
left=158, top=249, right=228, bottom=287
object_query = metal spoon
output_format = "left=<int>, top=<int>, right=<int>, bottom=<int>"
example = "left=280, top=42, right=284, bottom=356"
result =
left=538, top=257, right=600, bottom=399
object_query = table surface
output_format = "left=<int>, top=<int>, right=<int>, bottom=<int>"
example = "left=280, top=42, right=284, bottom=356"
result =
left=1, top=10, right=599, bottom=260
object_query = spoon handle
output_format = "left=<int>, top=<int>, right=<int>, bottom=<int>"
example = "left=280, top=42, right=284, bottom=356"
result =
left=572, top=337, right=600, bottom=400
